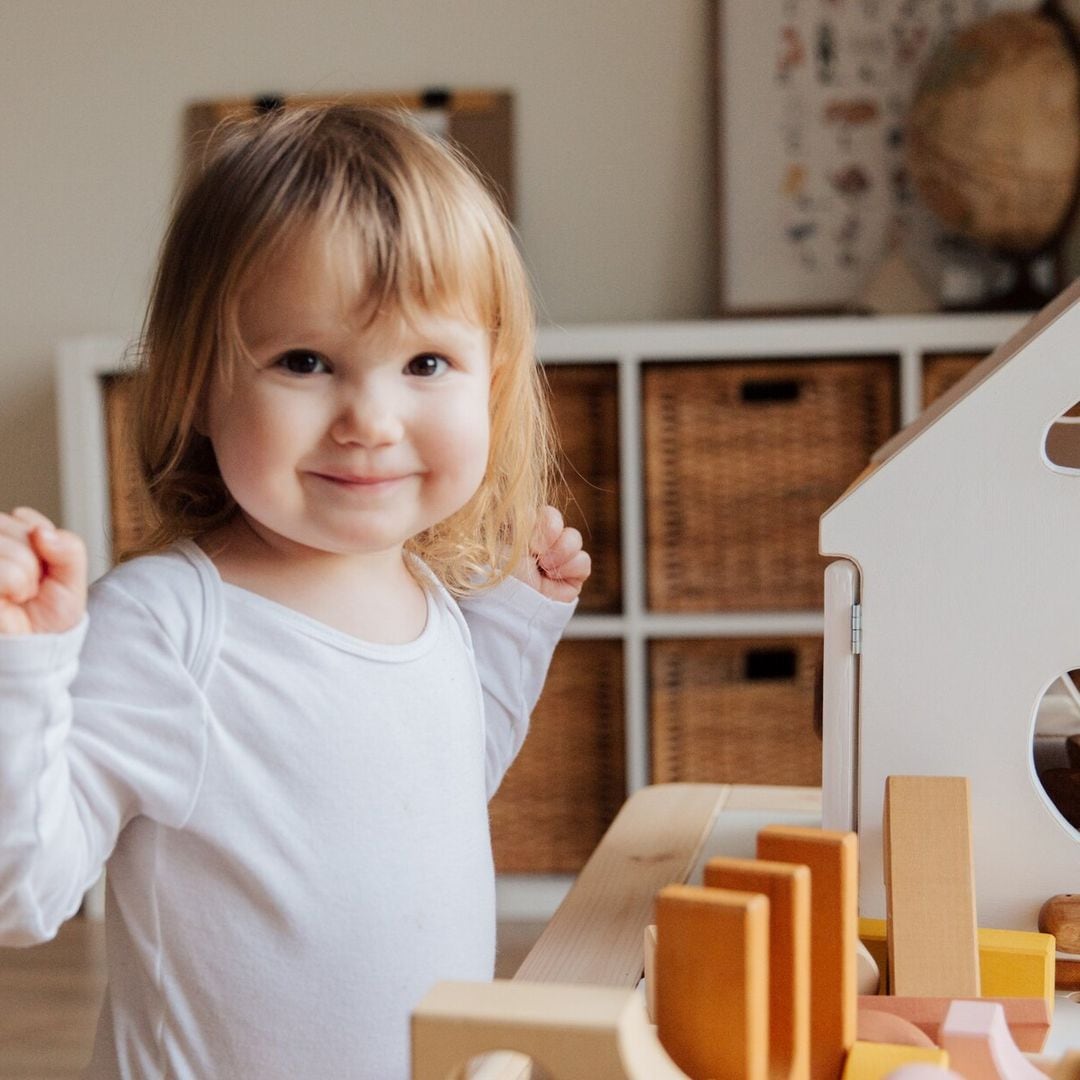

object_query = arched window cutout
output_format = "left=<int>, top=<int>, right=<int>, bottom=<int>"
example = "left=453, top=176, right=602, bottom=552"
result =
left=1043, top=402, right=1080, bottom=471
left=1033, top=672, right=1080, bottom=836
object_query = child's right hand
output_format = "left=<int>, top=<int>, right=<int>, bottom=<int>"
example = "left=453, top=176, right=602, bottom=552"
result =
left=0, top=508, right=87, bottom=636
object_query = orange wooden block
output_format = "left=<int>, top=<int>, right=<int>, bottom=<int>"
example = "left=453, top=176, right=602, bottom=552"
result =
left=856, top=995, right=1051, bottom=1054
left=757, top=825, right=858, bottom=1080
left=884, top=776, right=980, bottom=998
left=655, top=883, right=768, bottom=1080
left=705, top=856, right=810, bottom=1080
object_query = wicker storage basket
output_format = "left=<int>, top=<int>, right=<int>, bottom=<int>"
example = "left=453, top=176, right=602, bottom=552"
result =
left=643, top=357, right=898, bottom=611
left=102, top=374, right=155, bottom=559
left=490, top=639, right=626, bottom=873
left=922, top=353, right=984, bottom=408
left=650, top=637, right=822, bottom=786
left=544, top=364, right=621, bottom=614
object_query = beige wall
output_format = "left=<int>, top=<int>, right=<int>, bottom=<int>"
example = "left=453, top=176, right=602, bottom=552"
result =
left=1, top=0, right=716, bottom=521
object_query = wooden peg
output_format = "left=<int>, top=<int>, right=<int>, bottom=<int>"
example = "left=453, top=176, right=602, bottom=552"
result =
left=1038, top=894, right=1080, bottom=952
left=705, top=856, right=810, bottom=1080
left=757, top=825, right=858, bottom=1080
left=655, top=883, right=769, bottom=1080
left=939, top=1000, right=1046, bottom=1080
left=884, top=776, right=980, bottom=998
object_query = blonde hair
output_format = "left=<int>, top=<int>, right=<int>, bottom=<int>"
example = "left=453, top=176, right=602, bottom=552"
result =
left=129, top=104, right=554, bottom=594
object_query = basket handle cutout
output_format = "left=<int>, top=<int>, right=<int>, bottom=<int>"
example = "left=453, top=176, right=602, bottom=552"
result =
left=741, top=378, right=801, bottom=404
left=744, top=648, right=798, bottom=681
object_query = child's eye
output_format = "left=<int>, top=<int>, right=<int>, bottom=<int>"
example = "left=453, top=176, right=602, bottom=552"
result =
left=404, top=354, right=449, bottom=378
left=276, top=350, right=329, bottom=375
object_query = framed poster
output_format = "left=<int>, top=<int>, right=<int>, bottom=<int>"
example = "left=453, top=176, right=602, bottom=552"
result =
left=718, top=0, right=1037, bottom=314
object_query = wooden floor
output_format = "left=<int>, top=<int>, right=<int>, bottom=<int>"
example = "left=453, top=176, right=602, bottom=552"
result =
left=0, top=917, right=545, bottom=1079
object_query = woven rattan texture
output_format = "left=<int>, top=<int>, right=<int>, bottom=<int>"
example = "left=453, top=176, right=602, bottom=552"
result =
left=643, top=357, right=899, bottom=611
left=650, top=636, right=822, bottom=787
left=545, top=364, right=621, bottom=614
left=921, top=353, right=983, bottom=408
left=490, top=638, right=626, bottom=873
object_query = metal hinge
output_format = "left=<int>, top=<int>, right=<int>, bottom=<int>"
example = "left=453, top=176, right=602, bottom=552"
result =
left=851, top=603, right=862, bottom=655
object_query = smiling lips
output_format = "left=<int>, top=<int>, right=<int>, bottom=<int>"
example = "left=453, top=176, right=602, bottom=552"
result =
left=310, top=470, right=412, bottom=488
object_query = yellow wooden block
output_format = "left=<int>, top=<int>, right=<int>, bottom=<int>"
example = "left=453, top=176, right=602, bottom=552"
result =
left=840, top=1041, right=949, bottom=1080
left=705, top=856, right=810, bottom=1080
left=656, top=884, right=769, bottom=1080
left=858, top=918, right=1053, bottom=1014
left=977, top=927, right=1054, bottom=1013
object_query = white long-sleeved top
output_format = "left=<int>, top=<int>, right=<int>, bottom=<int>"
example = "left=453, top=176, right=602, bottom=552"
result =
left=0, top=541, right=574, bottom=1079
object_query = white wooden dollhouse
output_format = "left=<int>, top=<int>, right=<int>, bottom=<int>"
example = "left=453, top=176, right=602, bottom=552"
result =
left=821, top=278, right=1080, bottom=932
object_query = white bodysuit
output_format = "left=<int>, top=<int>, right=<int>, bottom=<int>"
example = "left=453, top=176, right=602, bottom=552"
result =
left=0, top=541, right=573, bottom=1079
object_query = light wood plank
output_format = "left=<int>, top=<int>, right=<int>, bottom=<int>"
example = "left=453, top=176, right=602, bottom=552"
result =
left=884, top=775, right=980, bottom=997
left=514, top=784, right=731, bottom=985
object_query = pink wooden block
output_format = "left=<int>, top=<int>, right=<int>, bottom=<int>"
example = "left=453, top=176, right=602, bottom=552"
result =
left=940, top=1001, right=1046, bottom=1080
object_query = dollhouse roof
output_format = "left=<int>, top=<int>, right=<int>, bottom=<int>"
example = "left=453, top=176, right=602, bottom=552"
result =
left=823, top=276, right=1080, bottom=528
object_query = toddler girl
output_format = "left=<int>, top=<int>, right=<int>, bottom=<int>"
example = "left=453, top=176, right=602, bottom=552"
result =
left=0, top=105, right=589, bottom=1079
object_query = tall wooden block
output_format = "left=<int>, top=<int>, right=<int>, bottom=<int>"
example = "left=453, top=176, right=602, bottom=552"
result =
left=655, top=884, right=768, bottom=1080
left=757, top=825, right=858, bottom=1080
left=705, top=857, right=810, bottom=1080
left=884, top=776, right=980, bottom=998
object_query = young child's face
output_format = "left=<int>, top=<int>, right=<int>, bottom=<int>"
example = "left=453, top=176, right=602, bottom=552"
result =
left=204, top=229, right=492, bottom=562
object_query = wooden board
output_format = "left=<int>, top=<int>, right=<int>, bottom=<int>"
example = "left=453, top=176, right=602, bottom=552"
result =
left=513, top=784, right=730, bottom=985
left=757, top=826, right=858, bottom=1080
left=655, top=884, right=768, bottom=1080
left=704, top=857, right=810, bottom=1080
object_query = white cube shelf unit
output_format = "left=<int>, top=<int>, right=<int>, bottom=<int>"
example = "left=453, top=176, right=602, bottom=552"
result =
left=57, top=313, right=1028, bottom=919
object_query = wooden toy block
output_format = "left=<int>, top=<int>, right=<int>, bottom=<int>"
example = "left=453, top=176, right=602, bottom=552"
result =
left=705, top=856, right=810, bottom=1080
left=883, top=776, right=980, bottom=999
left=856, top=1009, right=936, bottom=1048
left=644, top=925, right=657, bottom=1024
left=939, top=1000, right=1046, bottom=1080
left=857, top=996, right=1051, bottom=1054
left=757, top=825, right=858, bottom=1080
left=411, top=979, right=694, bottom=1080
left=976, top=928, right=1054, bottom=1012
left=858, top=920, right=1053, bottom=1011
left=515, top=784, right=730, bottom=986
left=880, top=1067, right=961, bottom=1080
left=840, top=1040, right=949, bottom=1080
left=655, top=883, right=769, bottom=1080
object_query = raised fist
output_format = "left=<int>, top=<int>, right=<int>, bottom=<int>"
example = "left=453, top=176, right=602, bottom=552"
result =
left=0, top=507, right=87, bottom=635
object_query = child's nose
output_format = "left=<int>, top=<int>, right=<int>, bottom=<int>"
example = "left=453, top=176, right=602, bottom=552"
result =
left=331, top=390, right=404, bottom=447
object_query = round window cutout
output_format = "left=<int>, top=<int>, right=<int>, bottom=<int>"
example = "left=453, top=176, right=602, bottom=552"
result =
left=1033, top=672, right=1080, bottom=833
left=1044, top=402, right=1080, bottom=472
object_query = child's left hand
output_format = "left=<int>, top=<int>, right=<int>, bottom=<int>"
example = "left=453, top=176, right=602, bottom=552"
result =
left=513, top=505, right=591, bottom=603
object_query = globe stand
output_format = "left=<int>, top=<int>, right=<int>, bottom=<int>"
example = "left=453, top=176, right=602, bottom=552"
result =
left=981, top=251, right=1062, bottom=312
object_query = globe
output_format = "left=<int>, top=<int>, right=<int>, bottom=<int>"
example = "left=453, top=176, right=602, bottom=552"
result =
left=906, top=11, right=1080, bottom=257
